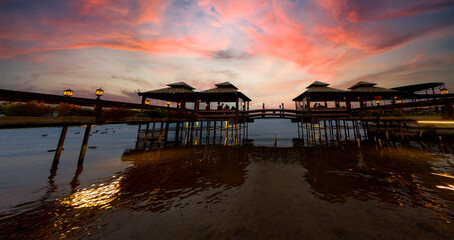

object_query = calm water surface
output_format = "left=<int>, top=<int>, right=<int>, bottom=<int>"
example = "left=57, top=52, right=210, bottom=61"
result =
left=0, top=120, right=453, bottom=239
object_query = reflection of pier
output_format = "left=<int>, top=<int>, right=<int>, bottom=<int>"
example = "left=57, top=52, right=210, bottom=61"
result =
left=134, top=120, right=249, bottom=150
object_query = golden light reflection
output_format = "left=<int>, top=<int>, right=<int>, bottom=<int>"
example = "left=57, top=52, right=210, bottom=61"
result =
left=432, top=173, right=454, bottom=179
left=437, top=185, right=454, bottom=192
left=417, top=121, right=454, bottom=124
left=61, top=177, right=122, bottom=209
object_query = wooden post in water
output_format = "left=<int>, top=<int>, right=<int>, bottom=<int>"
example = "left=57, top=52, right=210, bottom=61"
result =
left=189, top=121, right=194, bottom=145
left=219, top=120, right=224, bottom=145
left=346, top=120, right=351, bottom=140
left=323, top=120, right=328, bottom=144
left=143, top=123, right=150, bottom=149
left=78, top=124, right=92, bottom=164
left=175, top=122, right=180, bottom=143
left=150, top=122, right=156, bottom=149
left=311, top=123, right=315, bottom=143
left=297, top=122, right=301, bottom=138
left=317, top=121, right=322, bottom=143
left=343, top=120, right=348, bottom=140
left=230, top=121, right=234, bottom=144
left=181, top=122, right=186, bottom=144
left=164, top=121, right=170, bottom=144
left=206, top=121, right=211, bottom=144
left=356, top=120, right=361, bottom=140
left=225, top=121, right=229, bottom=144
left=235, top=123, right=239, bottom=145
left=213, top=121, right=217, bottom=145
left=329, top=120, right=334, bottom=142
left=53, top=125, right=68, bottom=165
left=157, top=122, right=164, bottom=147
left=199, top=121, right=203, bottom=144
left=136, top=124, right=142, bottom=142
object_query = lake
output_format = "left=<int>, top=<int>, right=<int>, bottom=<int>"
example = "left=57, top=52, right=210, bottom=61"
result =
left=0, top=119, right=453, bottom=239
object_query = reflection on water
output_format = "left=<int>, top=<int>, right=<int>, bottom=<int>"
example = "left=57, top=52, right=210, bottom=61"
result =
left=0, top=127, right=454, bottom=239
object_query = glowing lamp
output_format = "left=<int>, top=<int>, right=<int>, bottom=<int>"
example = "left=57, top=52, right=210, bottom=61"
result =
left=393, top=96, right=398, bottom=99
left=166, top=101, right=171, bottom=107
left=441, top=88, right=448, bottom=95
left=95, top=88, right=104, bottom=99
left=144, top=99, right=150, bottom=105
left=375, top=100, right=380, bottom=104
left=205, top=103, right=209, bottom=107
left=63, top=89, right=73, bottom=97
left=396, top=99, right=402, bottom=104
left=177, top=102, right=180, bottom=106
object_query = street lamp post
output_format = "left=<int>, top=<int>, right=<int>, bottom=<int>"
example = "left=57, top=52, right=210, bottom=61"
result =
left=95, top=88, right=104, bottom=99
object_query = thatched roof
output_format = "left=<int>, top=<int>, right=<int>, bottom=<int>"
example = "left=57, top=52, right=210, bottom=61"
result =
left=139, top=82, right=196, bottom=95
left=215, top=82, right=238, bottom=89
left=293, top=81, right=346, bottom=101
left=348, top=81, right=402, bottom=100
left=200, top=82, right=251, bottom=101
left=391, top=82, right=444, bottom=93
left=349, top=81, right=377, bottom=90
left=138, top=82, right=196, bottom=101
left=349, top=81, right=397, bottom=93
left=167, top=82, right=195, bottom=90
left=307, top=81, right=330, bottom=88
left=138, top=81, right=251, bottom=102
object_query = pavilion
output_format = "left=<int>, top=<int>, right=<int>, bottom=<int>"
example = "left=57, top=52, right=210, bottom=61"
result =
left=348, top=81, right=401, bottom=108
left=138, top=81, right=251, bottom=111
left=198, top=82, right=251, bottom=111
left=292, top=81, right=349, bottom=111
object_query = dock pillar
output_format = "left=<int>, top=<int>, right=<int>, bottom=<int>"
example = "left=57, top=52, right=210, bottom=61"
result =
left=53, top=125, right=68, bottom=166
left=175, top=122, right=181, bottom=143
left=164, top=121, right=170, bottom=144
left=78, top=124, right=92, bottom=164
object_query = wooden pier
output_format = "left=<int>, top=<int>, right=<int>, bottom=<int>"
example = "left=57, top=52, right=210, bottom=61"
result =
left=1, top=80, right=454, bottom=170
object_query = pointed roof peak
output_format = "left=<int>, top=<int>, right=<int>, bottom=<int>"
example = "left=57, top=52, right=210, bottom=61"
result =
left=166, top=82, right=195, bottom=90
left=215, top=82, right=238, bottom=89
left=307, top=81, right=330, bottom=88
left=349, top=81, right=377, bottom=89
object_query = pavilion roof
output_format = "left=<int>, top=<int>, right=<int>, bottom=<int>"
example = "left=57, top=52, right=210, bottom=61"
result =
left=200, top=82, right=251, bottom=101
left=348, top=81, right=377, bottom=90
left=166, top=82, right=196, bottom=90
left=306, top=81, right=330, bottom=88
left=293, top=81, right=346, bottom=101
left=138, top=82, right=197, bottom=101
left=138, top=81, right=251, bottom=102
left=391, top=82, right=444, bottom=93
left=215, top=82, right=238, bottom=89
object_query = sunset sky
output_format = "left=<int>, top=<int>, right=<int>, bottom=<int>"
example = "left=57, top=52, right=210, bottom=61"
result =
left=1, top=0, right=454, bottom=108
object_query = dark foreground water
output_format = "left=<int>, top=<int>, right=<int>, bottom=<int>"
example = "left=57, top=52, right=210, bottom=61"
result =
left=0, top=120, right=453, bottom=239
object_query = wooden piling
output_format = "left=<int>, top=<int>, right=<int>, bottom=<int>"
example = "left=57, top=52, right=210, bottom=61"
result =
left=175, top=122, right=180, bottom=142
left=343, top=120, right=348, bottom=140
left=164, top=121, right=170, bottom=144
left=213, top=121, right=217, bottom=145
left=206, top=121, right=211, bottom=144
left=189, top=121, right=194, bottom=145
left=53, top=125, right=68, bottom=164
left=143, top=123, right=150, bottom=148
left=78, top=124, right=92, bottom=164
